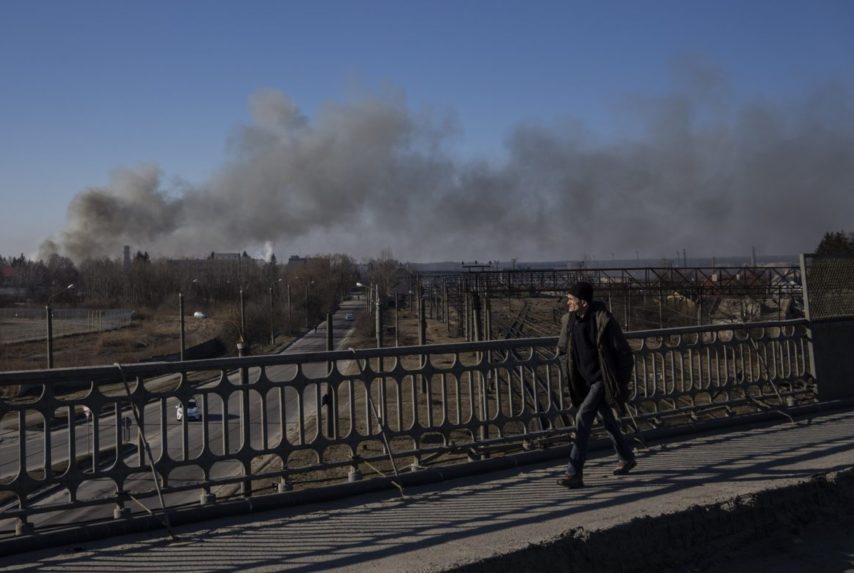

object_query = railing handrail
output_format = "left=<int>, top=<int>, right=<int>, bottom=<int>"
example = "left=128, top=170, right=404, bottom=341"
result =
left=0, top=317, right=811, bottom=385
left=0, top=315, right=818, bottom=541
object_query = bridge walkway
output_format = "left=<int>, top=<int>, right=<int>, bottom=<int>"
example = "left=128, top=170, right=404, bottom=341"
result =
left=2, top=406, right=853, bottom=572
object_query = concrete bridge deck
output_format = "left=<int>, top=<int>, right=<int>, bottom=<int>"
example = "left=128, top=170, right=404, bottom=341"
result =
left=2, top=406, right=853, bottom=572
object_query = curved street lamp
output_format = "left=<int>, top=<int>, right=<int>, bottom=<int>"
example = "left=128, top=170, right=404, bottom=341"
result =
left=179, top=279, right=200, bottom=362
left=286, top=280, right=293, bottom=333
left=46, top=283, right=75, bottom=369
left=268, top=281, right=280, bottom=346
left=305, top=280, right=315, bottom=330
left=355, top=282, right=369, bottom=310
left=239, top=287, right=246, bottom=339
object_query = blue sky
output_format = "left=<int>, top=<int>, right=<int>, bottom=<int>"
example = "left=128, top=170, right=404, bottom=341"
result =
left=1, top=0, right=853, bottom=261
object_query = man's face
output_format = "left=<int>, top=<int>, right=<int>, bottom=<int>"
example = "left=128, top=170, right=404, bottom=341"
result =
left=567, top=293, right=587, bottom=313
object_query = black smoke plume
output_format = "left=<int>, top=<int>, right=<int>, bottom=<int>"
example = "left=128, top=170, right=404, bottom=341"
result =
left=42, top=75, right=854, bottom=263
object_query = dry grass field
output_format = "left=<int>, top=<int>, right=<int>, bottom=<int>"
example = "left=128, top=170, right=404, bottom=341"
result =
left=0, top=308, right=273, bottom=372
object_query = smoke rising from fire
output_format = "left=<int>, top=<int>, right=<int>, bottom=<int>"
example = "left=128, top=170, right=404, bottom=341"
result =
left=42, top=76, right=854, bottom=263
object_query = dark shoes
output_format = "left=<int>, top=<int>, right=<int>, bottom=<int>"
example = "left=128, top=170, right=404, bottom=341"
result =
left=613, top=459, right=637, bottom=476
left=556, top=474, right=585, bottom=489
left=558, top=460, right=635, bottom=488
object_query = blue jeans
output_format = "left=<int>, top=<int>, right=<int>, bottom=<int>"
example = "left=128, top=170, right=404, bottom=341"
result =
left=566, top=380, right=634, bottom=477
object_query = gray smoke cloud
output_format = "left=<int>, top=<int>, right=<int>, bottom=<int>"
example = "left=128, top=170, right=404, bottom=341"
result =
left=42, top=75, right=854, bottom=263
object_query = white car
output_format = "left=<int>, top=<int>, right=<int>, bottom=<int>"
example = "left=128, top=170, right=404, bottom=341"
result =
left=193, top=311, right=208, bottom=319
left=176, top=398, right=201, bottom=421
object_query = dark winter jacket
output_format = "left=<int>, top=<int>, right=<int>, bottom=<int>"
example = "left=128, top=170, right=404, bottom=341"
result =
left=557, top=301, right=634, bottom=410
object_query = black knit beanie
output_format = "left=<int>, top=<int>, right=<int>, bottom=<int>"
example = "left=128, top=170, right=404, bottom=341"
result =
left=569, top=281, right=593, bottom=303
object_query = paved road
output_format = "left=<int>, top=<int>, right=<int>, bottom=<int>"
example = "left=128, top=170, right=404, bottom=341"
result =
left=2, top=405, right=852, bottom=572
left=0, top=299, right=365, bottom=529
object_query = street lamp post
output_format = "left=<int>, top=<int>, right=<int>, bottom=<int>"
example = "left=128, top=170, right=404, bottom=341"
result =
left=46, top=283, right=75, bottom=369
left=179, top=291, right=185, bottom=361
left=268, top=285, right=275, bottom=345
left=46, top=306, right=53, bottom=369
left=287, top=282, right=292, bottom=332
left=375, top=284, right=382, bottom=349
left=304, top=281, right=311, bottom=330
left=355, top=281, right=369, bottom=318
left=240, top=287, right=246, bottom=338
left=83, top=405, right=93, bottom=471
left=180, top=278, right=201, bottom=362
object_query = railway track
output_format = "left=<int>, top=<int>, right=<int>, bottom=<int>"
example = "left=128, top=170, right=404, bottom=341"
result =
left=488, top=301, right=572, bottom=433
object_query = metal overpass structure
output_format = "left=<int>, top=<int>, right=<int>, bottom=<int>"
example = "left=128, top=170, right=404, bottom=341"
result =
left=416, top=264, right=802, bottom=297
left=393, top=264, right=803, bottom=339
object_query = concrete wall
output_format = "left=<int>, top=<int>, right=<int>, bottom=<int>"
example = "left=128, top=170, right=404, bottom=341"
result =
left=144, top=337, right=225, bottom=362
left=809, top=318, right=854, bottom=400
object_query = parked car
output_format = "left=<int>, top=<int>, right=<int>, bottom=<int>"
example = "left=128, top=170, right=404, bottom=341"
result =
left=345, top=312, right=354, bottom=321
left=176, top=398, right=201, bottom=421
left=193, top=311, right=208, bottom=319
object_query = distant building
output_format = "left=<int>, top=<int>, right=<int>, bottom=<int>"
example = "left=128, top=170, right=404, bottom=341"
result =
left=286, top=255, right=312, bottom=269
left=161, top=252, right=268, bottom=291
left=0, top=266, right=26, bottom=297
left=211, top=252, right=241, bottom=261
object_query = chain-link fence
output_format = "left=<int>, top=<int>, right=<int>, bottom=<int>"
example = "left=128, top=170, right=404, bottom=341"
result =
left=800, top=254, right=854, bottom=320
left=0, top=308, right=134, bottom=344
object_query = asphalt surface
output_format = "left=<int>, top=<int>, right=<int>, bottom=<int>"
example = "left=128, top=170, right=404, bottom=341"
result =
left=1, top=404, right=853, bottom=572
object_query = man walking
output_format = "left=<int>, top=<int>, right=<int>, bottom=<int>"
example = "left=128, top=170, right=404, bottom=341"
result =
left=556, top=281, right=636, bottom=489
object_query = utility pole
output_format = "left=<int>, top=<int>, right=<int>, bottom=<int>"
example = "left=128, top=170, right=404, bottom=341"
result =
left=46, top=283, right=75, bottom=369
left=418, top=297, right=426, bottom=345
left=179, top=292, right=185, bottom=361
left=287, top=283, right=292, bottom=331
left=268, top=286, right=275, bottom=345
left=375, top=285, right=383, bottom=349
left=239, top=288, right=246, bottom=339
left=304, top=281, right=310, bottom=330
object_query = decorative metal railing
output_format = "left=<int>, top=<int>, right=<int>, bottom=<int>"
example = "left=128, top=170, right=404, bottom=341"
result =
left=627, top=320, right=813, bottom=423
left=0, top=318, right=814, bottom=537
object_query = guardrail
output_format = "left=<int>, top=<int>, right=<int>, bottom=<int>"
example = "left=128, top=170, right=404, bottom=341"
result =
left=0, top=318, right=814, bottom=538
